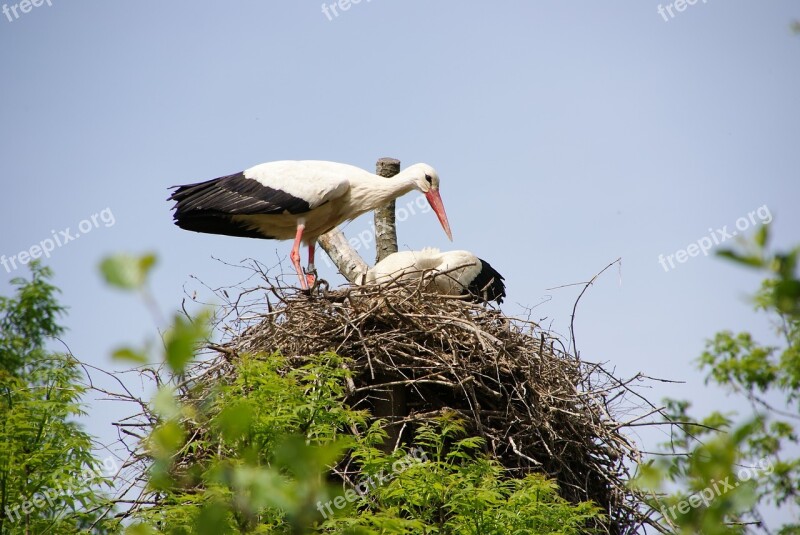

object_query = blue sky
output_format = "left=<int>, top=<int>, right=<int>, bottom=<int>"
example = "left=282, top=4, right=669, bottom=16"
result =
left=1, top=0, right=798, bottom=525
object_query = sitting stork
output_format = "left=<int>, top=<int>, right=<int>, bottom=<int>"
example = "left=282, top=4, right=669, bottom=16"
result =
left=366, top=248, right=506, bottom=303
left=168, top=160, right=452, bottom=289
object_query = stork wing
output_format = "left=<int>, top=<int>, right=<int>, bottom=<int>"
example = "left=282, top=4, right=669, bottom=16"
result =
left=168, top=160, right=352, bottom=217
left=467, top=258, right=506, bottom=304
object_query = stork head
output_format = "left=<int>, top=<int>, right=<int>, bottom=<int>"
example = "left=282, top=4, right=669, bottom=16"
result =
left=406, top=163, right=453, bottom=241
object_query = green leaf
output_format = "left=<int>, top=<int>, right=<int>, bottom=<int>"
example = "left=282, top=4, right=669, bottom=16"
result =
left=164, top=310, right=211, bottom=373
left=99, top=253, right=157, bottom=290
left=150, top=420, right=185, bottom=459
left=774, top=279, right=800, bottom=314
left=125, top=524, right=157, bottom=535
left=196, top=501, right=233, bottom=535
left=273, top=435, right=352, bottom=479
left=217, top=400, right=254, bottom=442
left=754, top=224, right=769, bottom=248
left=152, top=386, right=181, bottom=419
left=112, top=346, right=149, bottom=365
left=716, top=249, right=764, bottom=268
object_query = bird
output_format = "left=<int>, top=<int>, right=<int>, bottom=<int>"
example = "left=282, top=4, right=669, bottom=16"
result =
left=168, top=160, right=452, bottom=290
left=365, top=248, right=506, bottom=303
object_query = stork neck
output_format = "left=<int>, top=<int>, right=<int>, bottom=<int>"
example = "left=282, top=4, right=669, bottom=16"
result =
left=350, top=171, right=418, bottom=212
left=374, top=173, right=417, bottom=206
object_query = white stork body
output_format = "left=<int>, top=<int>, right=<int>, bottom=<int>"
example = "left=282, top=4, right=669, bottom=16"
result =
left=169, top=161, right=452, bottom=289
left=366, top=248, right=506, bottom=303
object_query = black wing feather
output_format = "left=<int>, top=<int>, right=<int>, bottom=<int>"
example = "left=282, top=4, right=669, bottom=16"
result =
left=465, top=258, right=506, bottom=304
left=167, top=172, right=311, bottom=239
left=169, top=172, right=311, bottom=216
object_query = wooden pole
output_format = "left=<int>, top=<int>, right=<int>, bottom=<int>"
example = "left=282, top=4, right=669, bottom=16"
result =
left=374, top=158, right=400, bottom=263
left=372, top=157, right=407, bottom=452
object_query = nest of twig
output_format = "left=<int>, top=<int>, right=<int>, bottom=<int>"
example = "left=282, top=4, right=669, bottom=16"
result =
left=178, top=277, right=654, bottom=534
left=107, top=269, right=663, bottom=533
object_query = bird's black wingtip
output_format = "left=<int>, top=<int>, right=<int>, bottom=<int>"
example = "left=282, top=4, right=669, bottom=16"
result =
left=467, top=257, right=506, bottom=304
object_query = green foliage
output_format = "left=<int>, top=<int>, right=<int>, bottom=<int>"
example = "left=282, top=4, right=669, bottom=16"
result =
left=131, top=355, right=602, bottom=534
left=321, top=414, right=602, bottom=535
left=0, top=262, right=65, bottom=374
left=636, top=227, right=800, bottom=533
left=634, top=402, right=772, bottom=534
left=108, top=254, right=605, bottom=534
left=123, top=352, right=370, bottom=534
left=0, top=261, right=114, bottom=533
left=717, top=225, right=800, bottom=315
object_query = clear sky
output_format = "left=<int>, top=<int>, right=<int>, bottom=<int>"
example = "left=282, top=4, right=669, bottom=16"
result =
left=1, top=0, right=798, bottom=526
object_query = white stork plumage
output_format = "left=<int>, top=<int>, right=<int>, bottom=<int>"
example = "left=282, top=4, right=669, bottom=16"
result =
left=168, top=160, right=452, bottom=289
left=366, top=248, right=506, bottom=303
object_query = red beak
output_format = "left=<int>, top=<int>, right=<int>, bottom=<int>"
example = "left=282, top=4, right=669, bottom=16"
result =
left=425, top=189, right=453, bottom=241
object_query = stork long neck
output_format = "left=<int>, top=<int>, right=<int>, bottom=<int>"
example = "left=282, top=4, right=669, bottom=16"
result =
left=350, top=171, right=418, bottom=214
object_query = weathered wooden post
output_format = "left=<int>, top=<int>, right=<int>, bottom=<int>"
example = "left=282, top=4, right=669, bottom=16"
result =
left=372, top=157, right=407, bottom=452
left=374, top=158, right=400, bottom=263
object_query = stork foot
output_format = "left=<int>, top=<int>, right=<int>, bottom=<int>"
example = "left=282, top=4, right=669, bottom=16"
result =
left=304, top=266, right=317, bottom=290
left=298, top=277, right=328, bottom=298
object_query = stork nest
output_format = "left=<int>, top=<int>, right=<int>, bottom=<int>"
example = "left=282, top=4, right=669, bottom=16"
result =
left=162, top=275, right=658, bottom=534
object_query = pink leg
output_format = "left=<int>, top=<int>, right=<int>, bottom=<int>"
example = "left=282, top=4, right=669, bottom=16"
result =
left=306, top=242, right=317, bottom=288
left=290, top=224, right=308, bottom=290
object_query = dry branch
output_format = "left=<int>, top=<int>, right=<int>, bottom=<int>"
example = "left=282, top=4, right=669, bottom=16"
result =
left=317, top=229, right=367, bottom=284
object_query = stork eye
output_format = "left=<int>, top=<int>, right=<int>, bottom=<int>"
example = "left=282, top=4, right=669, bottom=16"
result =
left=425, top=174, right=433, bottom=184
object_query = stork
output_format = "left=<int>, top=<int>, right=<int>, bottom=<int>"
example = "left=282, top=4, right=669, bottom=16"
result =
left=366, top=248, right=506, bottom=303
left=168, top=160, right=452, bottom=289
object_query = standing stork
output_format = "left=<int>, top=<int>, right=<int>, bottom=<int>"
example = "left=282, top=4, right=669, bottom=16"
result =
left=366, top=248, right=506, bottom=303
left=168, top=160, right=452, bottom=289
